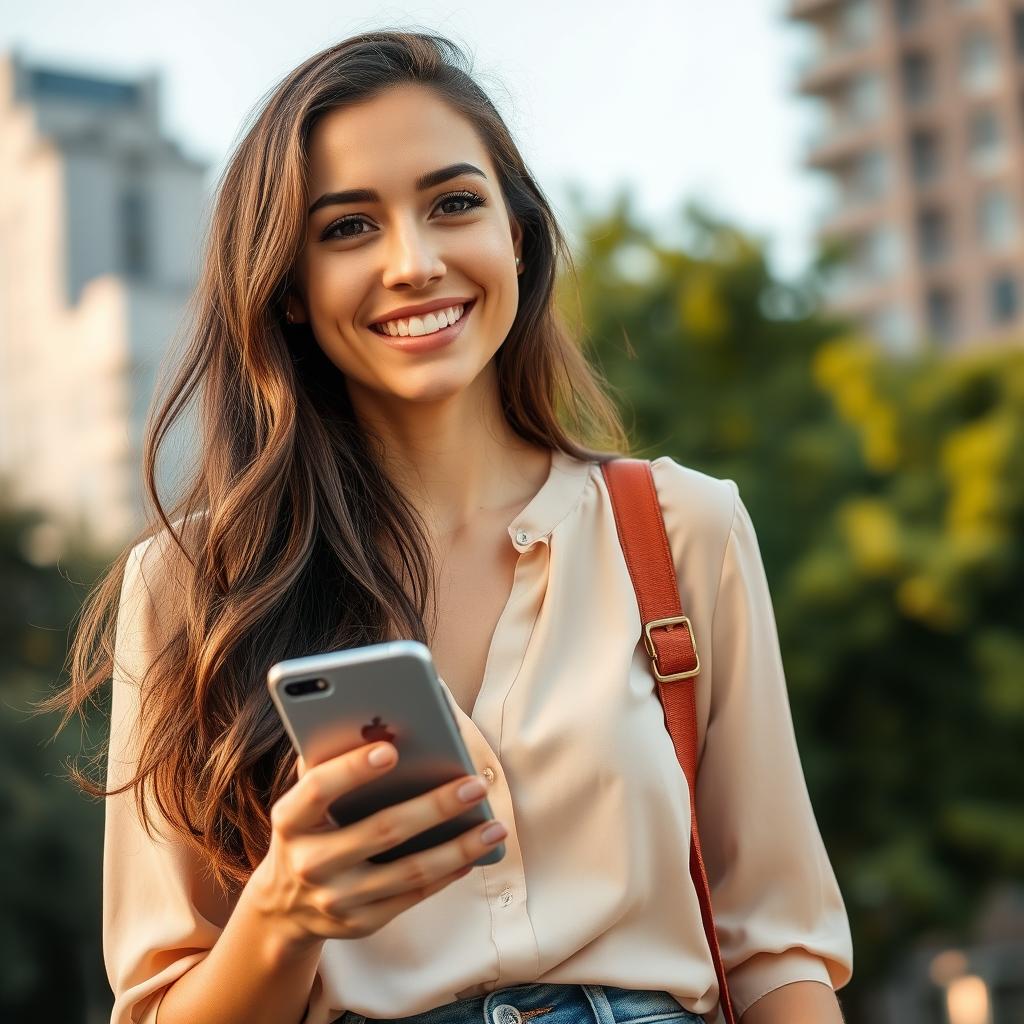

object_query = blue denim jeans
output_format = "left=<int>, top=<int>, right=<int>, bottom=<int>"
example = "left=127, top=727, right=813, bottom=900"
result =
left=334, top=982, right=704, bottom=1024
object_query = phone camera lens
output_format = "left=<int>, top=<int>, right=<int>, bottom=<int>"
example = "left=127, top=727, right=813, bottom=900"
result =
left=284, top=678, right=331, bottom=697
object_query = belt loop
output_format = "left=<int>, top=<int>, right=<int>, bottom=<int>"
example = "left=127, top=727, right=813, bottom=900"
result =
left=580, top=985, right=616, bottom=1024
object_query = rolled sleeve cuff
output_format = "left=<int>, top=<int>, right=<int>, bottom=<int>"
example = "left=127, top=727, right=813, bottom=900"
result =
left=113, top=949, right=212, bottom=1024
left=725, top=948, right=834, bottom=1020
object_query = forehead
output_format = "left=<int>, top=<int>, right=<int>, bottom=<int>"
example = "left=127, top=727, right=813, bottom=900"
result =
left=305, top=84, right=492, bottom=194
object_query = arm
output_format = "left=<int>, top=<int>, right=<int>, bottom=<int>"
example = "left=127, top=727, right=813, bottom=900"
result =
left=156, top=867, right=324, bottom=1024
left=701, top=483, right=853, bottom=1018
left=653, top=463, right=854, bottom=1021
left=103, top=540, right=327, bottom=1024
left=739, top=979, right=845, bottom=1024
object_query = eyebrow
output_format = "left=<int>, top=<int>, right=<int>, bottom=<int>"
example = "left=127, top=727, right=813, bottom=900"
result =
left=307, top=162, right=488, bottom=218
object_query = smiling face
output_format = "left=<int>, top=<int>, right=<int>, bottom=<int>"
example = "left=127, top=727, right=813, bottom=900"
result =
left=288, top=83, right=524, bottom=411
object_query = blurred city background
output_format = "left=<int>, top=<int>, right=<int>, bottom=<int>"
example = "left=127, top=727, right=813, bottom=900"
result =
left=1, top=1, right=1023, bottom=1022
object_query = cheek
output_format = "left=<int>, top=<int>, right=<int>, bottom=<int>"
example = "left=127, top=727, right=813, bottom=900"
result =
left=464, top=230, right=514, bottom=282
left=462, top=236, right=519, bottom=326
left=305, top=255, right=357, bottom=314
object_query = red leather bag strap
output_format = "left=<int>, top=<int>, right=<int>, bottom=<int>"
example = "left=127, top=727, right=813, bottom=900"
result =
left=600, top=457, right=736, bottom=1024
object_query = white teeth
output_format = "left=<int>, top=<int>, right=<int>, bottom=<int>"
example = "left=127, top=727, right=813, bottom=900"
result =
left=378, top=303, right=466, bottom=338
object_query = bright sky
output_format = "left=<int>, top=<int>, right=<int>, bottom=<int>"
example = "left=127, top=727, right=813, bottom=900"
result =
left=1, top=0, right=825, bottom=279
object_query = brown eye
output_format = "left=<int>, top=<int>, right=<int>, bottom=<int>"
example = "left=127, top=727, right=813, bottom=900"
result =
left=321, top=217, right=371, bottom=241
left=320, top=189, right=486, bottom=242
left=436, top=190, right=486, bottom=216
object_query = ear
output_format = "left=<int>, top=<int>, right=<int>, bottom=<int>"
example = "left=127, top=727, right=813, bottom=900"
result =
left=284, top=291, right=310, bottom=325
left=509, top=213, right=524, bottom=272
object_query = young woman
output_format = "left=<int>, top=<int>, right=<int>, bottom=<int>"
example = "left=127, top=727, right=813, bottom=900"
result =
left=51, top=30, right=853, bottom=1024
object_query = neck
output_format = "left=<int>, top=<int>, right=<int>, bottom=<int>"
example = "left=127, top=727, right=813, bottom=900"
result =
left=348, top=364, right=551, bottom=540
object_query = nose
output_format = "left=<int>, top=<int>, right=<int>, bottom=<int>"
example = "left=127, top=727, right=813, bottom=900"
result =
left=380, top=220, right=445, bottom=290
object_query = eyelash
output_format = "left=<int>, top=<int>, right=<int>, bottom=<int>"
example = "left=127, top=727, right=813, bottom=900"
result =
left=320, top=189, right=487, bottom=242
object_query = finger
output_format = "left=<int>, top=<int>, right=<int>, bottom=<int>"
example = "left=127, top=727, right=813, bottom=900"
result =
left=336, top=818, right=502, bottom=907
left=340, top=863, right=474, bottom=938
left=312, top=770, right=493, bottom=873
left=274, top=742, right=398, bottom=836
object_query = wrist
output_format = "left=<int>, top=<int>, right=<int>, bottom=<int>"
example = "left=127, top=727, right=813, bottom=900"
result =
left=242, top=861, right=326, bottom=967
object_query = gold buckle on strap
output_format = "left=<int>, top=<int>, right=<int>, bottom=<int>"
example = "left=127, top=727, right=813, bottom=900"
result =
left=643, top=615, right=700, bottom=682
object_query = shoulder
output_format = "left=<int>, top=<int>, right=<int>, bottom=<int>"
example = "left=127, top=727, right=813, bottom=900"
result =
left=648, top=455, right=738, bottom=545
left=647, top=458, right=739, bottom=586
left=122, top=511, right=208, bottom=632
left=595, top=456, right=739, bottom=597
left=130, top=510, right=207, bottom=575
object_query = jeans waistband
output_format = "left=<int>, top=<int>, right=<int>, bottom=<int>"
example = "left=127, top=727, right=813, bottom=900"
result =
left=336, top=981, right=703, bottom=1024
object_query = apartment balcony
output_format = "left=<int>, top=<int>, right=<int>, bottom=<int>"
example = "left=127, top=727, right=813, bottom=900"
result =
left=823, top=274, right=899, bottom=316
left=788, top=0, right=842, bottom=19
left=805, top=118, right=886, bottom=169
left=797, top=43, right=880, bottom=95
left=817, top=196, right=894, bottom=239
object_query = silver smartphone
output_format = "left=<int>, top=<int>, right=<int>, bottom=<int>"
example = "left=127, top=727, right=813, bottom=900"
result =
left=267, top=639, right=505, bottom=866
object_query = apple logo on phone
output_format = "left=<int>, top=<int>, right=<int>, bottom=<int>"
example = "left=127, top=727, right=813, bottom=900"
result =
left=362, top=716, right=395, bottom=744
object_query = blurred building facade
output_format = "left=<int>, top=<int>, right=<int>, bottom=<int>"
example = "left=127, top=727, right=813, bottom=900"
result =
left=791, top=0, right=1024, bottom=354
left=0, top=50, right=207, bottom=552
left=864, top=883, right=1024, bottom=1024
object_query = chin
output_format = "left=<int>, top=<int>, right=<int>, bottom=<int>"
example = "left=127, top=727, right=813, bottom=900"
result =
left=388, top=373, right=472, bottom=404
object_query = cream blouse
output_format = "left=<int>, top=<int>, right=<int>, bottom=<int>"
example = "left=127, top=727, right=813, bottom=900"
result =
left=103, top=451, right=853, bottom=1024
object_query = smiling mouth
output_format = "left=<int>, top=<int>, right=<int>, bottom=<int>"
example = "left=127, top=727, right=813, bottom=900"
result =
left=369, top=299, right=476, bottom=337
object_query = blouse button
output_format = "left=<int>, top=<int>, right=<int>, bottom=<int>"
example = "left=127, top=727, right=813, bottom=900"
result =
left=499, top=886, right=515, bottom=907
left=481, top=767, right=495, bottom=784
left=515, top=529, right=528, bottom=545
left=492, top=1005, right=522, bottom=1024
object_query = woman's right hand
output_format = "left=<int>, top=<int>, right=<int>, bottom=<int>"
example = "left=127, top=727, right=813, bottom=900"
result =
left=248, top=742, right=507, bottom=955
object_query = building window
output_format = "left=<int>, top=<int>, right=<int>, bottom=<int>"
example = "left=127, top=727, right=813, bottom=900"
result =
left=909, top=129, right=942, bottom=183
left=119, top=186, right=148, bottom=277
left=848, top=71, right=885, bottom=123
left=917, top=207, right=950, bottom=264
left=990, top=273, right=1019, bottom=323
left=961, top=30, right=999, bottom=94
left=852, top=149, right=889, bottom=202
left=862, top=224, right=903, bottom=278
left=926, top=287, right=957, bottom=344
left=968, top=108, right=1005, bottom=172
left=872, top=304, right=917, bottom=352
left=840, top=0, right=878, bottom=47
left=901, top=51, right=934, bottom=106
left=893, top=0, right=924, bottom=29
left=977, top=189, right=1016, bottom=249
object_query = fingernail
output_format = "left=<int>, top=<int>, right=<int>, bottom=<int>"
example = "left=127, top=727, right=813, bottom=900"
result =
left=368, top=744, right=396, bottom=767
left=481, top=821, right=507, bottom=844
left=457, top=777, right=486, bottom=802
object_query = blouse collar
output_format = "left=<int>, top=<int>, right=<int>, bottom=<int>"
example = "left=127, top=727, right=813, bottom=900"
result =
left=506, top=448, right=595, bottom=551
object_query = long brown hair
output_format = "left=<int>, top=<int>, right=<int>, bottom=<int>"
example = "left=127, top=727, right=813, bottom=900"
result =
left=38, top=29, right=629, bottom=896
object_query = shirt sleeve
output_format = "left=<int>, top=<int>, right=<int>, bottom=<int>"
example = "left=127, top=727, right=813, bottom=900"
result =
left=103, top=538, right=227, bottom=1024
left=697, top=480, right=854, bottom=1019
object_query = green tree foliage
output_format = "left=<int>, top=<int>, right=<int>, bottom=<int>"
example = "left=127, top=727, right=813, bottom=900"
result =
left=568, top=192, right=1024, bottom=1020
left=0, top=491, right=112, bottom=1020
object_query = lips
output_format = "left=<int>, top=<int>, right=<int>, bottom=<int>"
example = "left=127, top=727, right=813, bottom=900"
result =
left=369, top=297, right=477, bottom=355
left=370, top=299, right=476, bottom=336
